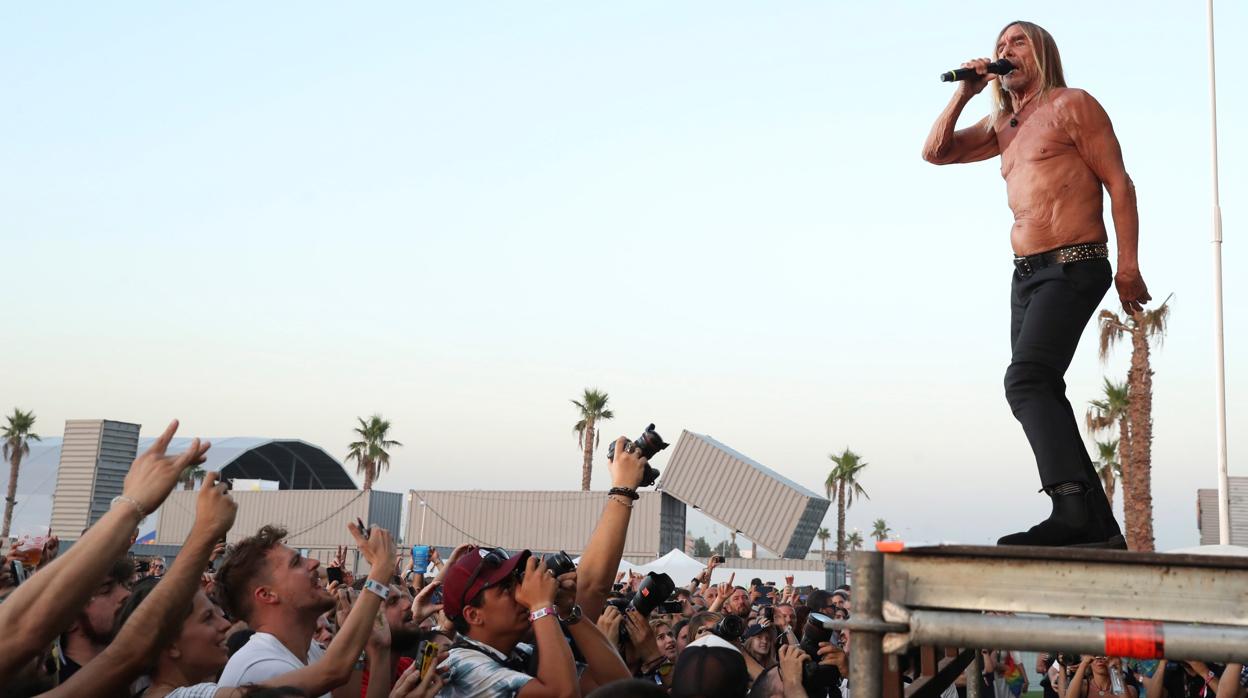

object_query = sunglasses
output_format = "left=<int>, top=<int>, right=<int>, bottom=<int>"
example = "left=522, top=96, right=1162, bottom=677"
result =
left=459, top=548, right=514, bottom=611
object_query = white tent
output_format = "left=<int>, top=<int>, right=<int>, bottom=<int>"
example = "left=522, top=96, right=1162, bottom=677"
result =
left=630, top=549, right=828, bottom=590
left=633, top=549, right=707, bottom=584
left=572, top=555, right=638, bottom=575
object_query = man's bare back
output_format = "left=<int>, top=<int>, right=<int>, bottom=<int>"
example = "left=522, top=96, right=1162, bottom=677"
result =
left=994, top=88, right=1109, bottom=256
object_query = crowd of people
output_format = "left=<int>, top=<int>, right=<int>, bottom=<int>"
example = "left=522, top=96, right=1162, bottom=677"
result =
left=1, top=421, right=1246, bottom=698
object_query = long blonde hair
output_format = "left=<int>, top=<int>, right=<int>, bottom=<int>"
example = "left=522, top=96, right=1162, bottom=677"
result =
left=989, top=21, right=1066, bottom=127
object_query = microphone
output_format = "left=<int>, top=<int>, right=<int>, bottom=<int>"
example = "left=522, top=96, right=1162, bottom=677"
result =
left=940, top=59, right=1014, bottom=83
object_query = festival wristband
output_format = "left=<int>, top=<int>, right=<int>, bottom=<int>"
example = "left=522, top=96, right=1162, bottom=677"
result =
left=529, top=606, right=557, bottom=623
left=363, top=578, right=390, bottom=600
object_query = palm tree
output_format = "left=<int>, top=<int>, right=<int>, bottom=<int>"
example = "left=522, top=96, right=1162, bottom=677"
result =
left=825, top=448, right=870, bottom=562
left=1088, top=377, right=1138, bottom=514
left=1096, top=298, right=1171, bottom=552
left=2, top=409, right=40, bottom=543
left=571, top=389, right=613, bottom=491
left=816, top=527, right=831, bottom=559
left=846, top=531, right=864, bottom=551
left=181, top=465, right=206, bottom=491
left=871, top=519, right=891, bottom=542
left=345, top=415, right=402, bottom=491
left=1093, top=439, right=1122, bottom=508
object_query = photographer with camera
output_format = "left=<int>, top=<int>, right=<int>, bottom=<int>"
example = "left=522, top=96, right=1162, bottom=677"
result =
left=578, top=432, right=666, bottom=624
left=439, top=547, right=628, bottom=697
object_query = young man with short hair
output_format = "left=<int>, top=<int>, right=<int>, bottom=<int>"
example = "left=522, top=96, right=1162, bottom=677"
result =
left=216, top=522, right=397, bottom=698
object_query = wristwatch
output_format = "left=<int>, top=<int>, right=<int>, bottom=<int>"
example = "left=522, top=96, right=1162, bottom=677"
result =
left=559, top=604, right=583, bottom=626
left=529, top=606, right=558, bottom=623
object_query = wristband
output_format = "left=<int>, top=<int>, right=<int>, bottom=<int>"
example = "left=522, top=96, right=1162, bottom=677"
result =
left=111, top=495, right=146, bottom=517
left=529, top=606, right=557, bottom=623
left=608, top=486, right=639, bottom=501
left=607, top=494, right=634, bottom=509
left=363, top=578, right=390, bottom=600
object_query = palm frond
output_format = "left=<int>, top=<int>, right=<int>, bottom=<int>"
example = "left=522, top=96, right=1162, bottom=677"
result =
left=1097, top=310, right=1128, bottom=362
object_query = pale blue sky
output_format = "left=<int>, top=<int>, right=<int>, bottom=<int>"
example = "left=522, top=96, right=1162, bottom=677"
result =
left=3, top=2, right=1244, bottom=552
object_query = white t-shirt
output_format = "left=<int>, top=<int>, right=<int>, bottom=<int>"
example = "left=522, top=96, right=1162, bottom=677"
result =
left=218, top=632, right=329, bottom=698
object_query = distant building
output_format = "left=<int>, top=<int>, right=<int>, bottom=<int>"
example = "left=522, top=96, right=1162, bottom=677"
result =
left=16, top=421, right=833, bottom=576
left=1196, top=478, right=1248, bottom=545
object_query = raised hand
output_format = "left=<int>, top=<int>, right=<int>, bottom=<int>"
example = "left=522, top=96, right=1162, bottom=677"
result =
left=412, top=580, right=444, bottom=623
left=778, top=644, right=811, bottom=690
left=348, top=522, right=396, bottom=580
left=554, top=571, right=577, bottom=618
left=596, top=605, right=624, bottom=650
left=389, top=651, right=448, bottom=698
left=623, top=609, right=660, bottom=663
left=192, top=473, right=237, bottom=542
left=122, top=420, right=211, bottom=515
left=955, top=57, right=997, bottom=97
left=330, top=545, right=348, bottom=569
left=818, top=643, right=849, bottom=674
left=514, top=557, right=558, bottom=612
left=608, top=436, right=647, bottom=490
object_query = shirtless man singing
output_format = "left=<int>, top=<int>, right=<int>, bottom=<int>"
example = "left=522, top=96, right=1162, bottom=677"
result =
left=922, top=21, right=1150, bottom=548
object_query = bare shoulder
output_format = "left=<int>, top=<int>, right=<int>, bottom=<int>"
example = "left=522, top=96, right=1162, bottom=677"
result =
left=1050, top=88, right=1110, bottom=123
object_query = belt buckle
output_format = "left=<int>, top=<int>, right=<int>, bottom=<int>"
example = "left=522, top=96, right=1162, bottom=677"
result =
left=1014, top=257, right=1033, bottom=276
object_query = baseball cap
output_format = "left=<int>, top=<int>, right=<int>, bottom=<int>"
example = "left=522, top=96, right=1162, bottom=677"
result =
left=441, top=546, right=531, bottom=619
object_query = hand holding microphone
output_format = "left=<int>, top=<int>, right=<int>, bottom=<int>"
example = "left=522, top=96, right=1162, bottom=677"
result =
left=941, top=58, right=1014, bottom=96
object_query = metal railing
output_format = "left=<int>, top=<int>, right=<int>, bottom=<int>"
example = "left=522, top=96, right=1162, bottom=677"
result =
left=839, top=546, right=1248, bottom=698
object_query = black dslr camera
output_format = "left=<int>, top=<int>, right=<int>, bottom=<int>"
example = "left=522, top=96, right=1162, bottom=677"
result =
left=711, top=613, right=747, bottom=643
left=799, top=612, right=844, bottom=692
left=605, top=572, right=677, bottom=642
left=543, top=551, right=576, bottom=578
left=606, top=424, right=669, bottom=488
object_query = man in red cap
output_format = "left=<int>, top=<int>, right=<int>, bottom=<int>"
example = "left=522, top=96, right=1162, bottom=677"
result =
left=438, top=549, right=577, bottom=697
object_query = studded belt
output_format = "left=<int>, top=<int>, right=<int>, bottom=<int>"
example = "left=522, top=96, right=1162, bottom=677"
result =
left=1013, top=242, right=1108, bottom=277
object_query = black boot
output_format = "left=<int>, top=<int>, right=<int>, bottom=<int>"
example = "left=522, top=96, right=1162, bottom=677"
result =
left=997, top=484, right=1127, bottom=548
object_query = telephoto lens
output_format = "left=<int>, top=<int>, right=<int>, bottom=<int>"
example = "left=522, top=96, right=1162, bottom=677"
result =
left=799, top=612, right=843, bottom=691
left=630, top=572, right=676, bottom=617
left=712, top=614, right=747, bottom=643
left=544, top=551, right=576, bottom=578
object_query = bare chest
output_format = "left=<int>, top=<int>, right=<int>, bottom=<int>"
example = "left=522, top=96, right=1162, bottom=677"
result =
left=997, top=105, right=1078, bottom=178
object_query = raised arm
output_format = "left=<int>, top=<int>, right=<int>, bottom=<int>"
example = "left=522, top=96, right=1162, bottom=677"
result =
left=1218, top=664, right=1245, bottom=698
left=265, top=523, right=398, bottom=696
left=1059, top=88, right=1149, bottom=314
left=922, top=59, right=1001, bottom=165
left=44, top=472, right=237, bottom=698
left=1065, top=656, right=1092, bottom=698
left=515, top=556, right=578, bottom=698
left=0, top=420, right=208, bottom=676
left=575, top=436, right=646, bottom=623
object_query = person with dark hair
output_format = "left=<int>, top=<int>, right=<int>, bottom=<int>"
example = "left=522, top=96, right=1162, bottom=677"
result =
left=922, top=20, right=1146, bottom=548
left=749, top=644, right=812, bottom=698
left=686, top=611, right=724, bottom=643
left=438, top=550, right=573, bottom=697
left=0, top=420, right=210, bottom=679
left=216, top=521, right=401, bottom=698
left=40, top=471, right=238, bottom=698
left=670, top=633, right=752, bottom=698
left=56, top=556, right=135, bottom=682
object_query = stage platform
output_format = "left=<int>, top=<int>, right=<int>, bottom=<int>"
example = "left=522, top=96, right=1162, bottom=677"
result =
left=843, top=546, right=1248, bottom=698
left=882, top=544, right=1248, bottom=626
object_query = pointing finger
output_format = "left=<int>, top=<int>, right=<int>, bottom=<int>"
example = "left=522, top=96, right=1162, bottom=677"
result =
left=153, top=419, right=179, bottom=455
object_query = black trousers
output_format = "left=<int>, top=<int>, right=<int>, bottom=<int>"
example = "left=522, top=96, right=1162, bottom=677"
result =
left=1005, top=257, right=1112, bottom=488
